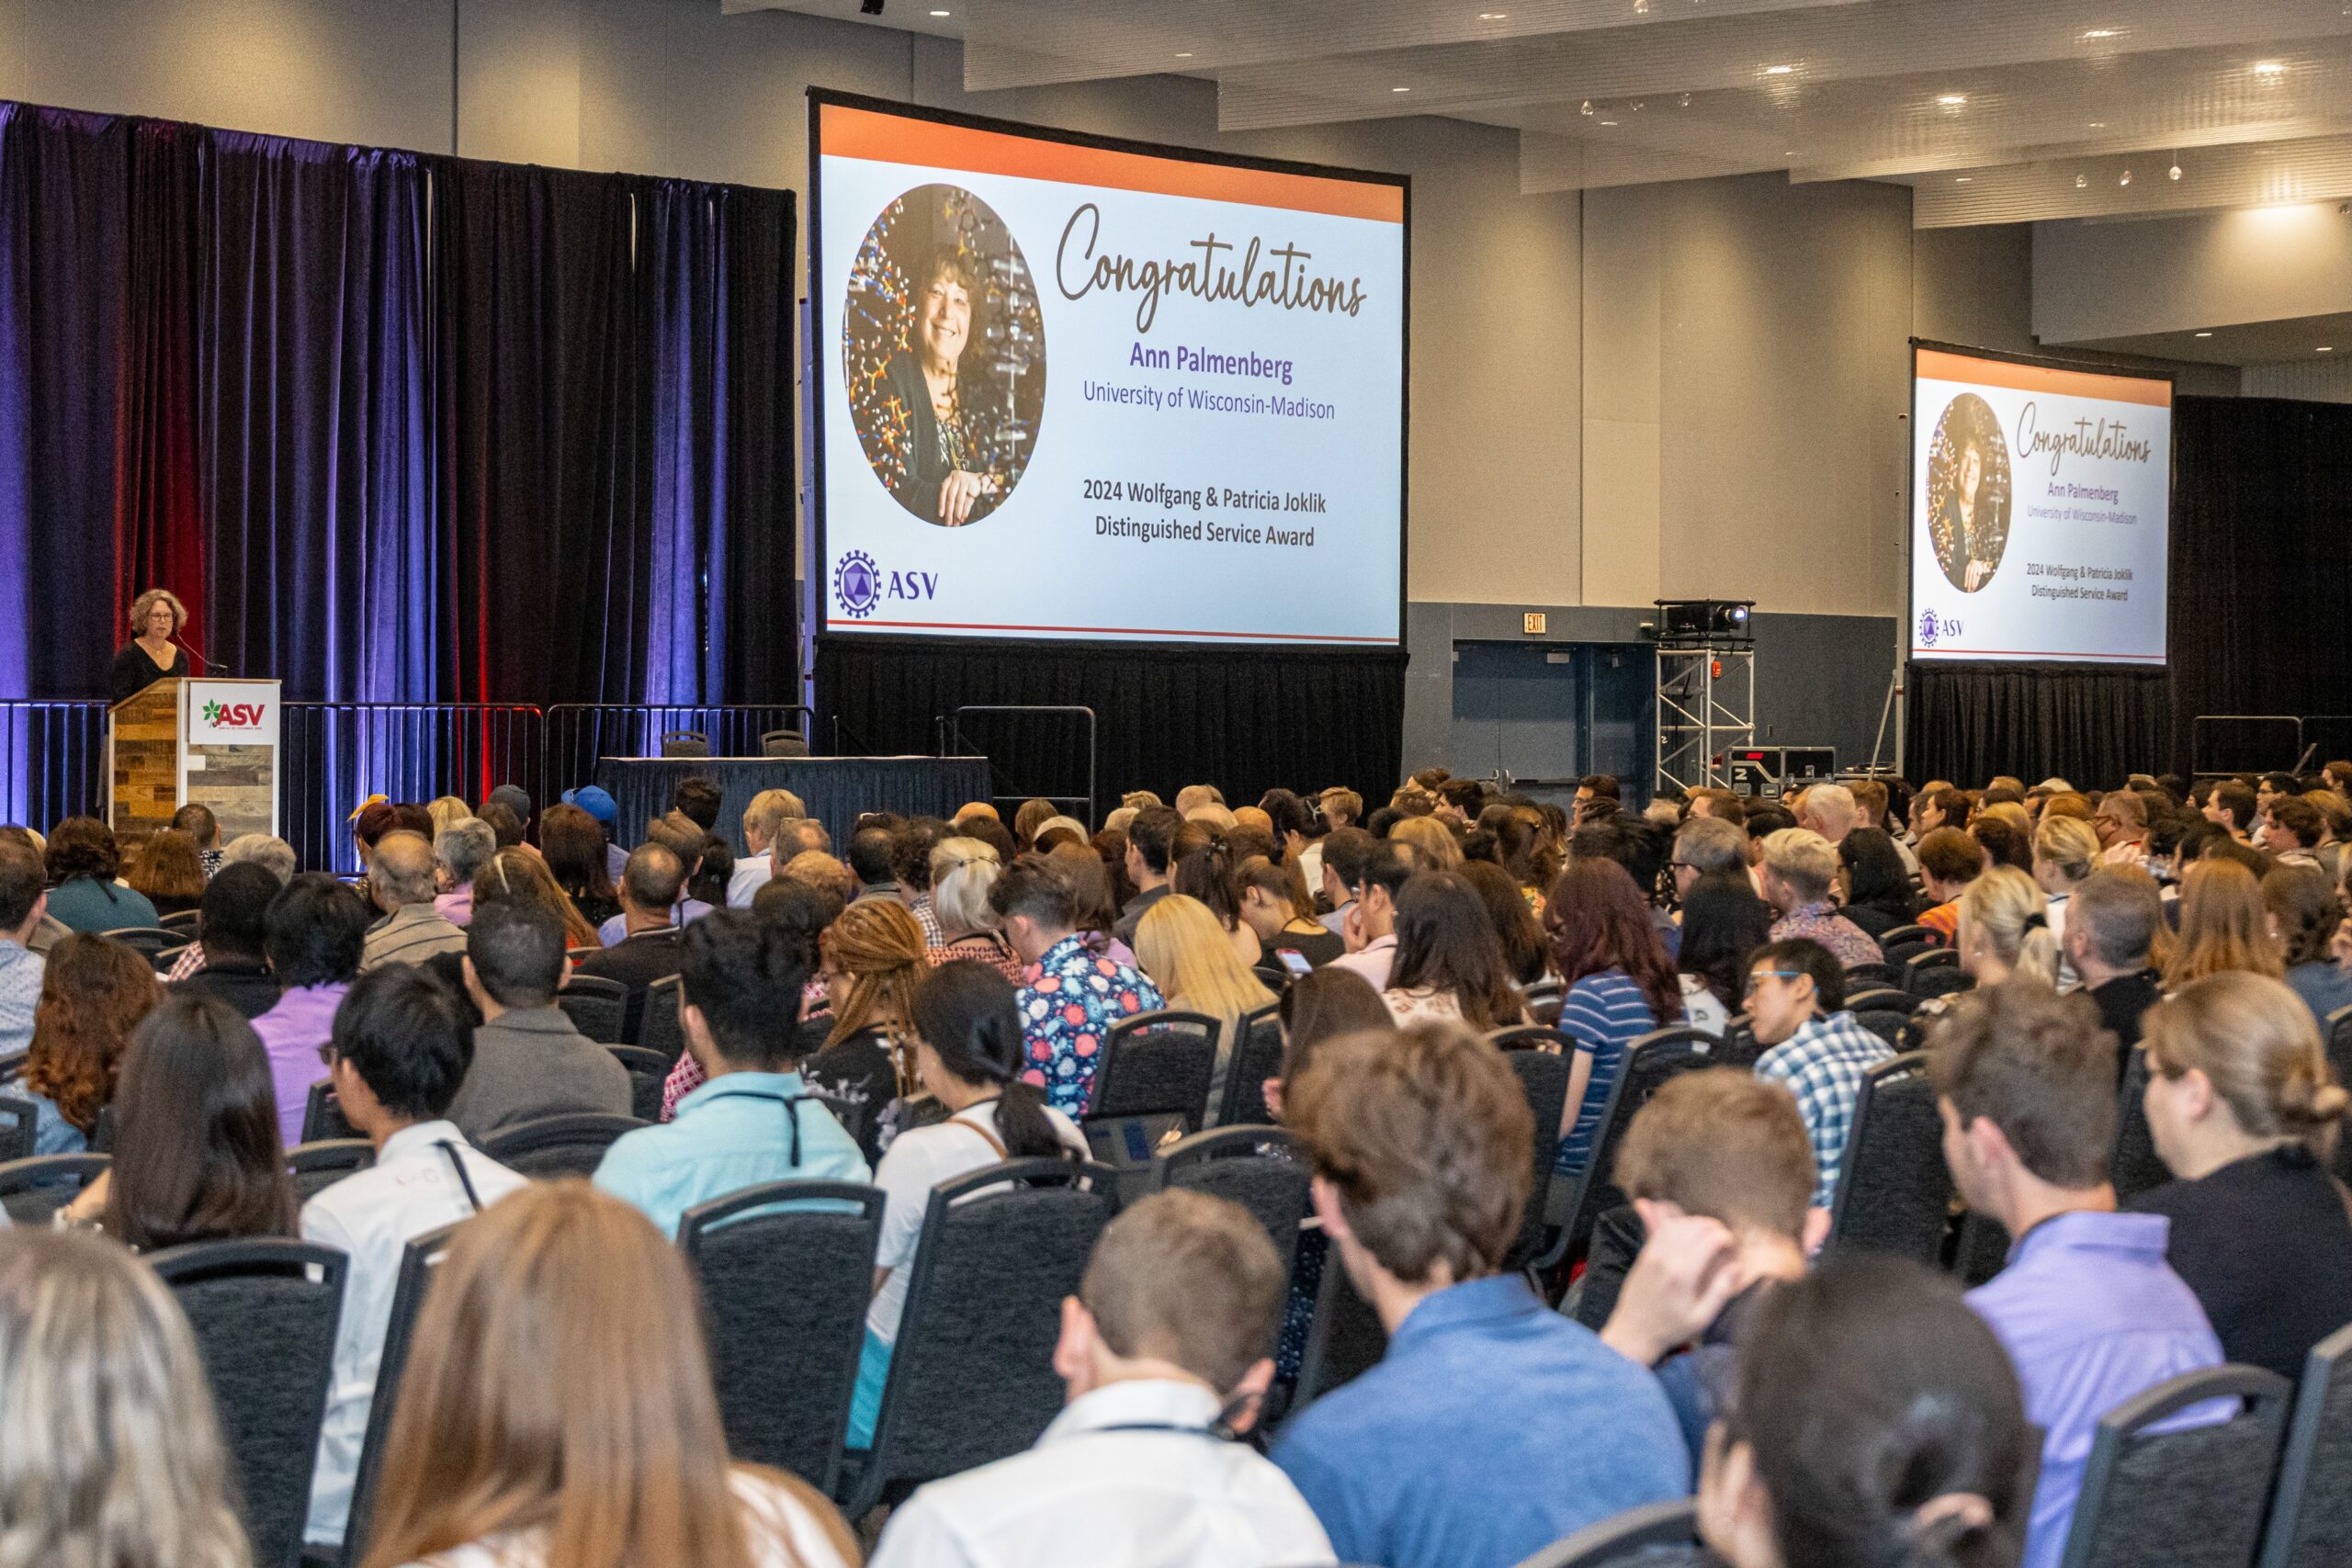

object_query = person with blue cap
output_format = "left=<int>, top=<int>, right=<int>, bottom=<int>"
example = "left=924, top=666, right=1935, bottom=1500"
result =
left=562, top=785, right=628, bottom=883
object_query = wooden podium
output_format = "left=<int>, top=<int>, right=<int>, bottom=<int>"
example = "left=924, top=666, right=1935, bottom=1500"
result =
left=107, top=678, right=283, bottom=847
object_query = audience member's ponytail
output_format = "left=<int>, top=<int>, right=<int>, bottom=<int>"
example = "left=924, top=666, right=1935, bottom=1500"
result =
left=2144, top=971, right=2352, bottom=1159
left=1726, top=1253, right=2029, bottom=1568
left=909, top=960, right=1070, bottom=1160
left=1957, top=866, right=2056, bottom=986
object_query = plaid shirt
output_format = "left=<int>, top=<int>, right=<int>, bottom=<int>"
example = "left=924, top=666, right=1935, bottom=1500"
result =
left=1769, top=901, right=1884, bottom=971
left=1755, top=1010, right=1894, bottom=1208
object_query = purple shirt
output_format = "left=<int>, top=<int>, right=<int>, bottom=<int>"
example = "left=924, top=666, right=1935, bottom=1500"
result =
left=253, top=982, right=352, bottom=1148
left=434, top=886, right=474, bottom=927
left=1967, top=1210, right=2226, bottom=1568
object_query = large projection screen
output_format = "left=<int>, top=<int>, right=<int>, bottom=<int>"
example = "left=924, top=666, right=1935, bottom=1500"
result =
left=1908, top=344, right=2171, bottom=665
left=809, top=92, right=1407, bottom=647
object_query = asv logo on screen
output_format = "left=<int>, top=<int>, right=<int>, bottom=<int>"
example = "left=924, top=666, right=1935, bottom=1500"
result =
left=1917, top=609, right=1963, bottom=648
left=200, top=701, right=266, bottom=728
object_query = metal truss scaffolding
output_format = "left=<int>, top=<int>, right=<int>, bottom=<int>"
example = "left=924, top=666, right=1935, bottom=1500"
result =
left=1655, top=644, right=1755, bottom=796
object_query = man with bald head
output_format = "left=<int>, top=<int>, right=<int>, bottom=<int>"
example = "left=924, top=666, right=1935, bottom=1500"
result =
left=1796, top=783, right=1857, bottom=847
left=360, top=830, right=469, bottom=970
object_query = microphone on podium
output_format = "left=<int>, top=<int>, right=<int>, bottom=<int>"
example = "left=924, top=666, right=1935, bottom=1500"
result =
left=174, top=632, right=220, bottom=675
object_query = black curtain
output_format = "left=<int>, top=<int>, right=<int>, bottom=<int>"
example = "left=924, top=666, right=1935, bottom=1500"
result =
left=817, top=636, right=1407, bottom=812
left=1911, top=394, right=2352, bottom=785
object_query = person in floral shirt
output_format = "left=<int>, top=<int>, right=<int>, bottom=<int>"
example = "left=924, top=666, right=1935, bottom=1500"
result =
left=989, top=854, right=1161, bottom=1115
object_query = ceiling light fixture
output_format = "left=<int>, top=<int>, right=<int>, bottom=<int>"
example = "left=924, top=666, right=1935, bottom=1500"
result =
left=1938, top=94, right=1968, bottom=106
left=1764, top=63, right=1795, bottom=75
left=2170, top=159, right=2182, bottom=181
left=2084, top=28, right=2121, bottom=39
left=2322, top=345, right=2336, bottom=353
left=2076, top=174, right=2089, bottom=188
left=1599, top=119, right=1619, bottom=126
left=2196, top=332, right=2214, bottom=338
left=2255, top=61, right=2287, bottom=76
left=1477, top=9, right=1509, bottom=17
left=1955, top=176, right=1973, bottom=183
left=1174, top=51, right=1193, bottom=57
left=1392, top=85, right=1411, bottom=93
left=929, top=6, right=950, bottom=13
left=2120, top=169, right=2132, bottom=186
left=1580, top=100, right=1594, bottom=116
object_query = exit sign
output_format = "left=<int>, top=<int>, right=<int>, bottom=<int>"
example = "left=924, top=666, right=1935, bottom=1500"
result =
left=1522, top=612, right=1546, bottom=636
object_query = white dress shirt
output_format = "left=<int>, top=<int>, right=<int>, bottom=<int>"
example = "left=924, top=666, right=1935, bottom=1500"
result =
left=868, top=1379, right=1335, bottom=1568
left=300, top=1120, right=529, bottom=1547
left=728, top=851, right=775, bottom=908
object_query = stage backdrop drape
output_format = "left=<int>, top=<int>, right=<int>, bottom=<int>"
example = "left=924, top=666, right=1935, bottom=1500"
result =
left=1910, top=394, right=2352, bottom=787
left=0, top=99, right=796, bottom=719
left=817, top=635, right=1408, bottom=816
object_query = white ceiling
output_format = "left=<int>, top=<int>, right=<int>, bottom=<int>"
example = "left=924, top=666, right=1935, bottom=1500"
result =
left=741, top=0, right=2352, bottom=226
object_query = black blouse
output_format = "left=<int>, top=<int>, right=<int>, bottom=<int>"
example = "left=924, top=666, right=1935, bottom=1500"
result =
left=110, top=642, right=187, bottom=705
left=2130, top=1144, right=2352, bottom=1382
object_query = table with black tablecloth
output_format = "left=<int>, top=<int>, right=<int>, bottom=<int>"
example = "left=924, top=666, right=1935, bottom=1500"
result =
left=594, top=756, right=993, bottom=856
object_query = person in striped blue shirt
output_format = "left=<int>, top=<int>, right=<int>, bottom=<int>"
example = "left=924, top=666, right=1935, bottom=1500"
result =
left=1544, top=858, right=1684, bottom=1175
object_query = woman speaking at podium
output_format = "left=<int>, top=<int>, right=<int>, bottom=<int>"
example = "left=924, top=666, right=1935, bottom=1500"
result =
left=109, top=589, right=190, bottom=705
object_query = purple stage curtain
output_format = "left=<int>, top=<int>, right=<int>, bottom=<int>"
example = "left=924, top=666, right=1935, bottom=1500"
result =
left=0, top=99, right=796, bottom=723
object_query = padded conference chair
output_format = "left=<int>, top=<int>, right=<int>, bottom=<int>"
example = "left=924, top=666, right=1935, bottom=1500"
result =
left=1290, top=1241, right=1387, bottom=1417
left=302, top=1081, right=359, bottom=1144
left=761, top=728, right=811, bottom=758
left=1511, top=1499, right=1701, bottom=1568
left=609, top=1045, right=670, bottom=1123
left=340, top=1224, right=458, bottom=1568
left=2328, top=1009, right=2352, bottom=1184
left=1536, top=1027, right=1719, bottom=1270
left=1083, top=1010, right=1220, bottom=1164
left=2257, top=1322, right=2352, bottom=1568
left=0, top=1152, right=108, bottom=1225
left=1521, top=978, right=1565, bottom=1026
left=838, top=1158, right=1120, bottom=1517
left=1216, top=1003, right=1284, bottom=1127
left=2110, top=1049, right=2173, bottom=1202
left=149, top=1239, right=349, bottom=1568
left=1905, top=947, right=1969, bottom=998
left=1825, top=1053, right=1951, bottom=1268
left=658, top=729, right=710, bottom=758
left=1845, top=961, right=1902, bottom=990
left=680, top=1180, right=884, bottom=1496
left=1150, top=1126, right=1310, bottom=1298
left=1951, top=1209, right=2012, bottom=1289
left=1487, top=1028, right=1571, bottom=1270
left=0, top=1094, right=38, bottom=1164
left=639, top=975, right=688, bottom=1068
left=479, top=1113, right=647, bottom=1180
left=554, top=975, right=628, bottom=1043
left=2058, top=1364, right=2291, bottom=1568
left=286, top=1139, right=375, bottom=1202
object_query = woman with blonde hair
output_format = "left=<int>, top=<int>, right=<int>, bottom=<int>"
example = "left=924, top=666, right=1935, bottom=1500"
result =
left=361, top=1182, right=854, bottom=1568
left=0, top=1228, right=250, bottom=1568
left=1954, top=864, right=2058, bottom=988
left=806, top=897, right=930, bottom=1161
left=925, top=836, right=1023, bottom=982
left=424, top=795, right=473, bottom=839
left=2165, top=859, right=2285, bottom=990
left=2133, top=972, right=2352, bottom=1380
left=2032, top=813, right=2101, bottom=985
left=1388, top=815, right=1463, bottom=874
left=1136, top=893, right=1278, bottom=1124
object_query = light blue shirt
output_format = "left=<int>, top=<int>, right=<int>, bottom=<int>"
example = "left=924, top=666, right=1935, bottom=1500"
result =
left=593, top=1068, right=870, bottom=1237
left=1272, top=1273, right=1690, bottom=1568
left=0, top=941, right=43, bottom=1056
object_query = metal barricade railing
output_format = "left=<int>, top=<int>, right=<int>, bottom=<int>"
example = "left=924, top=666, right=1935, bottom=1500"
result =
left=0, top=701, right=110, bottom=829
left=2190, top=715, right=2304, bottom=778
left=936, top=705, right=1095, bottom=827
left=544, top=704, right=819, bottom=792
left=280, top=704, right=546, bottom=874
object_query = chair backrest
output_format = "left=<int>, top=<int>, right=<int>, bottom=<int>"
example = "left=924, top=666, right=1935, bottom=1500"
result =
left=679, top=1180, right=884, bottom=1498
left=1854, top=1008, right=1911, bottom=1045
left=761, top=728, right=810, bottom=758
left=2258, top=1322, right=2352, bottom=1568
left=1878, top=923, right=1934, bottom=952
left=1523, top=978, right=1565, bottom=1026
left=0, top=1094, right=38, bottom=1164
left=847, top=1158, right=1121, bottom=1517
left=1084, top=1010, right=1220, bottom=1156
left=1516, top=1499, right=1701, bottom=1568
left=302, top=1080, right=357, bottom=1143
left=1216, top=1004, right=1285, bottom=1128
left=639, top=975, right=687, bottom=1067
left=659, top=729, right=709, bottom=758
left=1905, top=947, right=1968, bottom=998
left=99, top=925, right=176, bottom=955
left=160, top=908, right=204, bottom=935
left=286, top=1139, right=375, bottom=1202
left=1846, top=986, right=1917, bottom=1016
left=1551, top=1028, right=1721, bottom=1262
left=1150, top=1126, right=1310, bottom=1296
left=342, top=1223, right=458, bottom=1567
left=2111, top=1048, right=2173, bottom=1201
left=1826, top=1053, right=1952, bottom=1267
left=1845, top=961, right=1901, bottom=989
left=1489, top=1029, right=1571, bottom=1268
left=148, top=1239, right=350, bottom=1568
left=1290, top=1235, right=1388, bottom=1415
left=153, top=942, right=191, bottom=974
left=608, top=1045, right=670, bottom=1122
left=1717, top=1013, right=1765, bottom=1068
left=478, top=1112, right=649, bottom=1180
left=0, top=1152, right=109, bottom=1225
left=2060, top=1364, right=2292, bottom=1568
left=555, top=975, right=628, bottom=1043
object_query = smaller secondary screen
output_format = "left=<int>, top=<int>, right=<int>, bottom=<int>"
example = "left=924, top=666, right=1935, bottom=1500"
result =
left=1908, top=346, right=2171, bottom=665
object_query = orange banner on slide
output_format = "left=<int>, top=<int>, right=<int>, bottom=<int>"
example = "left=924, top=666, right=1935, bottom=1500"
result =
left=1917, top=348, right=2171, bottom=409
left=820, top=103, right=1405, bottom=225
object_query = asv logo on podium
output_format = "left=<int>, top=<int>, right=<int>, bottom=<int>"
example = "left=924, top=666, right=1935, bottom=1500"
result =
left=200, top=700, right=267, bottom=728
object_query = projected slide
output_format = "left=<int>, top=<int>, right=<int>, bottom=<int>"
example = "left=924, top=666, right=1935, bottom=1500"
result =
left=811, top=93, right=1407, bottom=645
left=1909, top=346, right=2171, bottom=664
